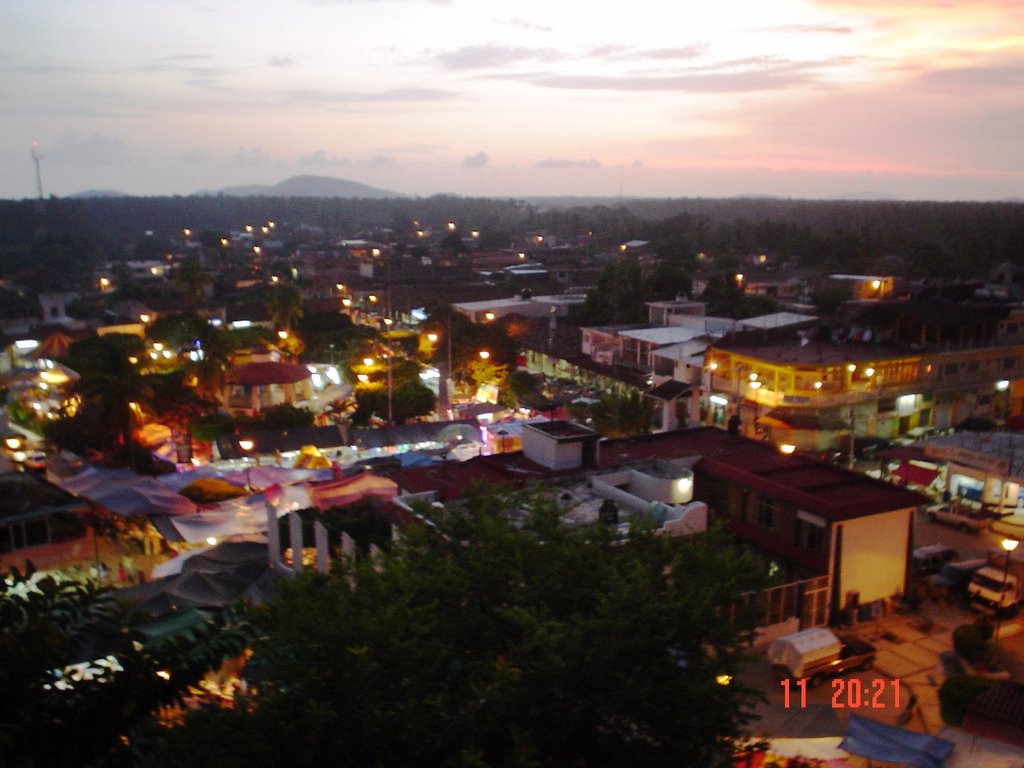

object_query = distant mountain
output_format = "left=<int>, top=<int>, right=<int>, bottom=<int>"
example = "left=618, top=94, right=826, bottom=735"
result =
left=67, top=189, right=133, bottom=199
left=204, top=175, right=401, bottom=198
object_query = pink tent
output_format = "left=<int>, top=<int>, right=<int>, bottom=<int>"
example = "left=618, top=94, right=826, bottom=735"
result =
left=308, top=473, right=398, bottom=511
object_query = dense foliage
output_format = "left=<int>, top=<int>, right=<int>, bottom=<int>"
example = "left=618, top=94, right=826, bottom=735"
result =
left=0, top=570, right=252, bottom=768
left=148, top=488, right=767, bottom=768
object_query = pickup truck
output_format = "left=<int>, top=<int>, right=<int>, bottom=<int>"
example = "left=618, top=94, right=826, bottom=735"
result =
left=768, top=627, right=877, bottom=689
left=924, top=502, right=991, bottom=533
left=968, top=565, right=1019, bottom=614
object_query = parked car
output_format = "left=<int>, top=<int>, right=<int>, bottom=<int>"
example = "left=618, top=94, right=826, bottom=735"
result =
left=13, top=449, right=46, bottom=474
left=928, top=559, right=987, bottom=602
left=924, top=502, right=991, bottom=533
left=768, top=627, right=876, bottom=688
left=854, top=436, right=892, bottom=460
left=911, top=544, right=959, bottom=577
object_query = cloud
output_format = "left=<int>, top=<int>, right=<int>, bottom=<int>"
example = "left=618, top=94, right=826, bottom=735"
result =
left=182, top=150, right=206, bottom=166
left=299, top=149, right=349, bottom=167
left=917, top=63, right=1024, bottom=88
left=437, top=44, right=561, bottom=70
left=526, top=69, right=814, bottom=93
left=228, top=146, right=269, bottom=166
left=374, top=143, right=446, bottom=154
left=589, top=45, right=706, bottom=62
left=535, top=158, right=602, bottom=170
left=760, top=24, right=853, bottom=34
left=462, top=151, right=489, bottom=168
left=497, top=17, right=552, bottom=33
left=367, top=154, right=397, bottom=168
left=268, top=56, right=296, bottom=67
left=50, top=132, right=129, bottom=166
left=285, top=87, right=458, bottom=104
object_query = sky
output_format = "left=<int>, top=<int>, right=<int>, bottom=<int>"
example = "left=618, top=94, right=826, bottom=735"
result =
left=2, top=0, right=1023, bottom=201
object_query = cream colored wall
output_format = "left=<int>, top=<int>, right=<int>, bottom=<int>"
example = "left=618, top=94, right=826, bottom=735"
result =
left=837, top=508, right=912, bottom=604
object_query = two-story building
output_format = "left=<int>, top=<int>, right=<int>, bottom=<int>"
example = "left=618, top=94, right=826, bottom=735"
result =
left=705, top=298, right=1024, bottom=450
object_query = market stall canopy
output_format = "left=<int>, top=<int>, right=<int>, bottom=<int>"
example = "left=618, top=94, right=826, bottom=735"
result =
left=891, top=462, right=940, bottom=488
left=307, top=472, right=398, bottom=511
left=25, top=331, right=75, bottom=361
left=121, top=539, right=274, bottom=614
left=839, top=715, right=954, bottom=768
left=220, top=464, right=332, bottom=488
left=61, top=467, right=197, bottom=517
left=163, top=484, right=311, bottom=544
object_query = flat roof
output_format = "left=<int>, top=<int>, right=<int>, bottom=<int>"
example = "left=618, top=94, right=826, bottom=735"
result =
left=738, top=312, right=818, bottom=330
left=599, top=428, right=927, bottom=522
left=618, top=326, right=709, bottom=345
left=717, top=339, right=913, bottom=367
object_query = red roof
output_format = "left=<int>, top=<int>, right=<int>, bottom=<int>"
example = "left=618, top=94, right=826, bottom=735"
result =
left=226, top=361, right=311, bottom=386
left=383, top=427, right=926, bottom=523
left=599, top=428, right=929, bottom=522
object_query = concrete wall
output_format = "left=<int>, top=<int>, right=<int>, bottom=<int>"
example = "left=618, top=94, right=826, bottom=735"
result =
left=837, top=508, right=911, bottom=604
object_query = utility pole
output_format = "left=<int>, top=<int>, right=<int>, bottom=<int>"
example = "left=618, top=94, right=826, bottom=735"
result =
left=31, top=142, right=44, bottom=210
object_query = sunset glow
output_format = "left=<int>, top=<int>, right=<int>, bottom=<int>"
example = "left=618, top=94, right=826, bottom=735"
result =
left=2, top=0, right=1022, bottom=200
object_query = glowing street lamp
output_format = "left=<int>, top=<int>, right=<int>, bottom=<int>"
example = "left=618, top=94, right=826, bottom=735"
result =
left=997, top=537, right=1020, bottom=636
left=238, top=438, right=255, bottom=490
left=479, top=350, right=491, bottom=360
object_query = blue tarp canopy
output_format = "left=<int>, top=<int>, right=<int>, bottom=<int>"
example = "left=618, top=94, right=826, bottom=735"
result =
left=840, top=715, right=955, bottom=768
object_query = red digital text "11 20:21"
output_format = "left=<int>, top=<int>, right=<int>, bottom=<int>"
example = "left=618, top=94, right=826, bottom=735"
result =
left=781, top=678, right=901, bottom=709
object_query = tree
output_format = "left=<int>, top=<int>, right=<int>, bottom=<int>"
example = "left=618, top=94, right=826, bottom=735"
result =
left=68, top=334, right=152, bottom=451
left=264, top=283, right=304, bottom=331
left=587, top=389, right=658, bottom=438
left=173, top=257, right=213, bottom=312
left=148, top=488, right=767, bottom=768
left=0, top=570, right=252, bottom=768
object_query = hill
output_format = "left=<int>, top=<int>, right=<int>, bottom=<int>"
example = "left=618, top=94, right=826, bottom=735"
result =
left=206, top=175, right=400, bottom=199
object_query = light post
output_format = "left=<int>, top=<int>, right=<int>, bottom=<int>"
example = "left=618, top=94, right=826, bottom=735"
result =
left=998, top=537, right=1019, bottom=637
left=238, top=438, right=255, bottom=490
left=706, top=361, right=718, bottom=425
left=497, top=428, right=508, bottom=455
left=749, top=377, right=761, bottom=438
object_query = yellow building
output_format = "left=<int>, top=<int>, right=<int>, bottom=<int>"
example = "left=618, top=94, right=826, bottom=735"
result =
left=704, top=299, right=1024, bottom=452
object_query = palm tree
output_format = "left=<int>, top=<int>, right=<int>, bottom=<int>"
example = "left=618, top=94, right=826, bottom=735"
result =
left=76, top=344, right=153, bottom=451
left=265, top=283, right=304, bottom=331
left=173, top=257, right=212, bottom=313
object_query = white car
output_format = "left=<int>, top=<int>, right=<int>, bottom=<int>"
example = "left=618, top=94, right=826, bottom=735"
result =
left=924, top=502, right=990, bottom=533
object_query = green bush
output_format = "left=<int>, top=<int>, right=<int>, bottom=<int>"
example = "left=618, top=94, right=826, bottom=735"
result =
left=973, top=614, right=995, bottom=642
left=952, top=624, right=988, bottom=663
left=938, top=674, right=997, bottom=726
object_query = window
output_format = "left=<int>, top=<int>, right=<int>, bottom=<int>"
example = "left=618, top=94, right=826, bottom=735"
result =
left=798, top=519, right=827, bottom=552
left=966, top=361, right=979, bottom=374
left=944, top=363, right=958, bottom=376
left=25, top=519, right=48, bottom=548
left=756, top=497, right=777, bottom=530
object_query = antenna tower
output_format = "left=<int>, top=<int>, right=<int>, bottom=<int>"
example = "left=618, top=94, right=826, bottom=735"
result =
left=31, top=142, right=44, bottom=200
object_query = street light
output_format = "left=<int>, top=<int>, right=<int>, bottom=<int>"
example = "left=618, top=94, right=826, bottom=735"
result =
left=749, top=380, right=762, bottom=438
left=998, top=537, right=1019, bottom=637
left=238, top=438, right=255, bottom=490
left=479, top=350, right=490, bottom=360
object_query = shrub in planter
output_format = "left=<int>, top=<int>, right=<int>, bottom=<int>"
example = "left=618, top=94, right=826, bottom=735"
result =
left=952, top=624, right=989, bottom=664
left=973, top=614, right=995, bottom=642
left=939, top=674, right=997, bottom=726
